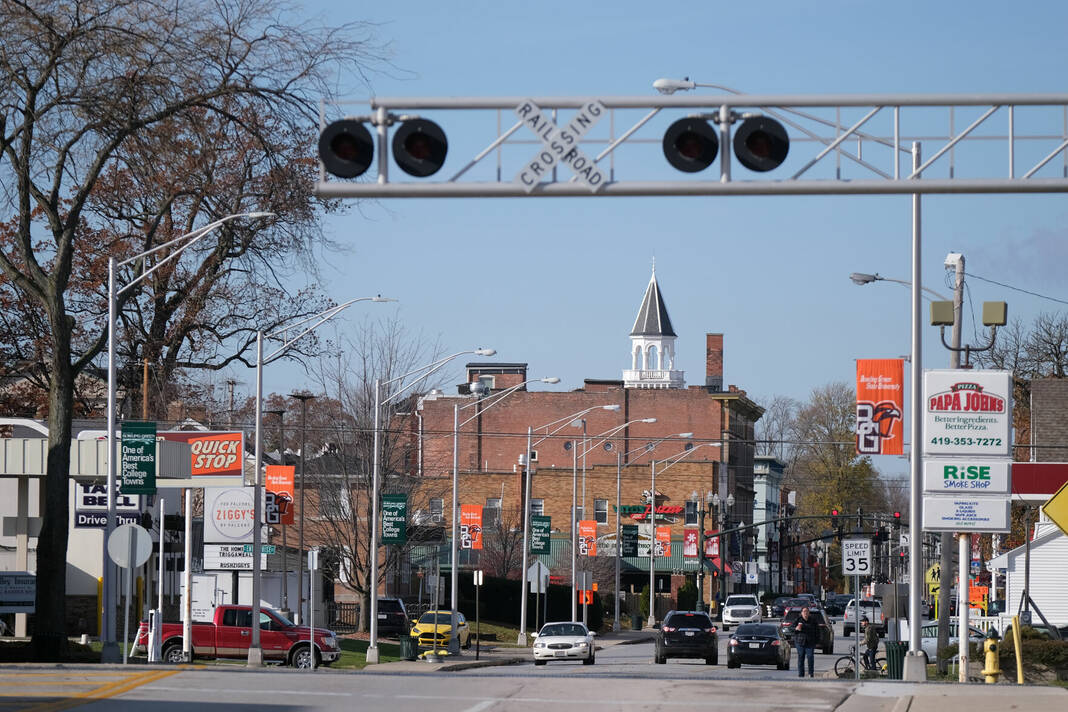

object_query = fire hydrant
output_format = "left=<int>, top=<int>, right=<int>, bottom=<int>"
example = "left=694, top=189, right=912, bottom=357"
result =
left=981, top=629, right=1001, bottom=683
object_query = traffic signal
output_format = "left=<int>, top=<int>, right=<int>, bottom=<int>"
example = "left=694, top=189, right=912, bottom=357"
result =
left=318, top=119, right=374, bottom=178
left=830, top=508, right=840, bottom=527
left=318, top=118, right=448, bottom=179
left=663, top=115, right=789, bottom=173
left=892, top=511, right=902, bottom=529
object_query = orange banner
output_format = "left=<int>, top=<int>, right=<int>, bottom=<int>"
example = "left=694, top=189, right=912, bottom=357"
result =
left=578, top=520, right=597, bottom=557
left=460, top=504, right=483, bottom=550
left=655, top=525, right=671, bottom=557
left=856, top=359, right=905, bottom=455
left=265, top=465, right=295, bottom=526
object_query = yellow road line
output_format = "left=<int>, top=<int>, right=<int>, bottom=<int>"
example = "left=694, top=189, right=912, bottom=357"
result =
left=20, top=669, right=181, bottom=712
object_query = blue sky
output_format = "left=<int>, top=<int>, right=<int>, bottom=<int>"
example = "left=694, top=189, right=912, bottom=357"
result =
left=247, top=1, right=1068, bottom=476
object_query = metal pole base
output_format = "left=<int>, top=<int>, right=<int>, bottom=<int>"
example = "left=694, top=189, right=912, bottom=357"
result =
left=100, top=642, right=121, bottom=664
left=516, top=632, right=527, bottom=645
left=903, top=651, right=929, bottom=681
left=612, top=620, right=621, bottom=632
left=446, top=635, right=460, bottom=655
left=424, top=652, right=444, bottom=664
left=247, top=646, right=264, bottom=667
left=365, top=645, right=380, bottom=664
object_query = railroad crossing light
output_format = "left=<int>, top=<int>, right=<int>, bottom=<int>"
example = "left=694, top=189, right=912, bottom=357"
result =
left=392, top=118, right=448, bottom=177
left=662, top=118, right=719, bottom=172
left=318, top=119, right=375, bottom=178
left=662, top=115, right=789, bottom=173
left=732, top=116, right=790, bottom=172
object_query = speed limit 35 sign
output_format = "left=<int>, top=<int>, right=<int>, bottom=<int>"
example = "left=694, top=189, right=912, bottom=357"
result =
left=842, top=539, right=872, bottom=575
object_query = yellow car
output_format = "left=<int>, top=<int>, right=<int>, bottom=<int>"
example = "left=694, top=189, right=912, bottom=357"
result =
left=410, top=609, right=471, bottom=650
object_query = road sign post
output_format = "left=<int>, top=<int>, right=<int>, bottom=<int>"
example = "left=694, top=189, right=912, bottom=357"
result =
left=843, top=538, right=871, bottom=681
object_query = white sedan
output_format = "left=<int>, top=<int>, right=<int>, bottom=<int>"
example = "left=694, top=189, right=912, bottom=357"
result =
left=532, top=621, right=596, bottom=665
left=919, top=622, right=986, bottom=658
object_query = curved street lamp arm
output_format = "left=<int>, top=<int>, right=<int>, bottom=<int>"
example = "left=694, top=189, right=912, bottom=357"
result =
left=379, top=348, right=496, bottom=407
left=579, top=418, right=656, bottom=457
left=652, top=442, right=722, bottom=476
left=530, top=404, right=621, bottom=447
left=262, top=297, right=394, bottom=365
left=457, top=377, right=559, bottom=428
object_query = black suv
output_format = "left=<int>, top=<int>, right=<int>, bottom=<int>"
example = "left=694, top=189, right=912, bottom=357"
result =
left=376, top=597, right=409, bottom=637
left=779, top=607, right=834, bottom=654
left=654, top=610, right=719, bottom=665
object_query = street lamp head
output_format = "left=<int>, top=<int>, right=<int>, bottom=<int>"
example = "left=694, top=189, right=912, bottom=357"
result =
left=245, top=211, right=275, bottom=220
left=371, top=295, right=397, bottom=302
left=653, top=77, right=695, bottom=95
left=677, top=432, right=694, bottom=439
left=849, top=272, right=879, bottom=285
left=602, top=404, right=622, bottom=412
left=640, top=417, right=657, bottom=423
left=541, top=377, right=561, bottom=384
left=474, top=348, right=496, bottom=356
left=726, top=494, right=735, bottom=507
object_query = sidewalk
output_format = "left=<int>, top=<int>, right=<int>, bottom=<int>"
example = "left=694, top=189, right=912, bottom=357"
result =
left=373, top=628, right=654, bottom=672
left=836, top=680, right=1066, bottom=712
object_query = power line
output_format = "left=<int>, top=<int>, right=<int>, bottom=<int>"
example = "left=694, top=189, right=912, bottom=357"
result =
left=968, top=272, right=1068, bottom=307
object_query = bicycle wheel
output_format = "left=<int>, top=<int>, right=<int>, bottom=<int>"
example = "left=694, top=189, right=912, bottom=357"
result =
left=834, top=656, right=856, bottom=678
left=875, top=656, right=887, bottom=675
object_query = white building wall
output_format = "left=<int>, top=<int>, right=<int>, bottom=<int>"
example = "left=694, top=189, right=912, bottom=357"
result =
left=1001, top=528, right=1068, bottom=626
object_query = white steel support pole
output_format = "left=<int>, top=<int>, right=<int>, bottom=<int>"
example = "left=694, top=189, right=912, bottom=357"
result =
left=366, top=379, right=383, bottom=663
left=248, top=330, right=264, bottom=666
left=517, top=426, right=533, bottom=644
left=903, top=142, right=927, bottom=681
left=719, top=104, right=732, bottom=183
left=958, top=534, right=970, bottom=682
left=648, top=460, right=657, bottom=628
left=613, top=449, right=622, bottom=631
left=102, top=257, right=120, bottom=663
left=182, top=487, right=192, bottom=662
left=571, top=440, right=578, bottom=621
left=449, top=403, right=460, bottom=654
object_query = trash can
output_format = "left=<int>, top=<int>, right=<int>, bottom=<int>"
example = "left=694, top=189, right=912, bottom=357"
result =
left=399, top=634, right=417, bottom=661
left=885, top=641, right=907, bottom=680
left=631, top=613, right=643, bottom=630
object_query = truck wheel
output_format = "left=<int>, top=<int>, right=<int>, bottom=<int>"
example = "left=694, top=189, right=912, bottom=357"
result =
left=290, top=644, right=318, bottom=669
left=161, top=642, right=186, bottom=664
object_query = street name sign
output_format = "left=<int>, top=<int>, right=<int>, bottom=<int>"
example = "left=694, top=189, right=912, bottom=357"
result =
left=514, top=99, right=607, bottom=193
left=842, top=538, right=872, bottom=575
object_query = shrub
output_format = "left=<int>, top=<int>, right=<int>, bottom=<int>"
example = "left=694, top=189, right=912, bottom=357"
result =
left=677, top=580, right=697, bottom=611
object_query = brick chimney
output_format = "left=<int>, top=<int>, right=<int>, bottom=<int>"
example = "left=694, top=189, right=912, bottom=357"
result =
left=706, top=333, right=723, bottom=391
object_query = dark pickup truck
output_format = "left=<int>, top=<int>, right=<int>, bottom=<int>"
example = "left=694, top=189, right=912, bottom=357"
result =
left=134, top=604, right=340, bottom=668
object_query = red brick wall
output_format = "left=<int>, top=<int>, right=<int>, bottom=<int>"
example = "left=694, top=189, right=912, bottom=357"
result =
left=706, top=333, right=723, bottom=389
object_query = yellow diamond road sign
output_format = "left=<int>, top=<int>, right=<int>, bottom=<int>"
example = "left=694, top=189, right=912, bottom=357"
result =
left=1042, top=479, right=1068, bottom=537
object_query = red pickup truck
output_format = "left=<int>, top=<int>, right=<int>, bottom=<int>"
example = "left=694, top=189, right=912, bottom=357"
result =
left=134, top=604, right=341, bottom=667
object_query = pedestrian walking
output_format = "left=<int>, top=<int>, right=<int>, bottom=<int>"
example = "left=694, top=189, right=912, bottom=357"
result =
left=862, top=616, right=879, bottom=670
left=793, top=605, right=821, bottom=678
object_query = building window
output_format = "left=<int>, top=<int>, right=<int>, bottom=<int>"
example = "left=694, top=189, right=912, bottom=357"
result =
left=529, top=449, right=538, bottom=462
left=685, top=500, right=698, bottom=525
left=594, top=499, right=608, bottom=524
left=485, top=497, right=501, bottom=527
left=430, top=498, right=443, bottom=523
left=530, top=499, right=544, bottom=516
left=478, top=375, right=495, bottom=391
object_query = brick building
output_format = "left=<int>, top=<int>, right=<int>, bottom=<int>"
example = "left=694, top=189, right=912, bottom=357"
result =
left=399, top=268, right=765, bottom=613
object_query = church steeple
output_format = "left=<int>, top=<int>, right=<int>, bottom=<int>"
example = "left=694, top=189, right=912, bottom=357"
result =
left=623, top=267, right=685, bottom=389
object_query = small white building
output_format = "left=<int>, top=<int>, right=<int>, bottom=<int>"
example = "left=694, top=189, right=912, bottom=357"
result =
left=988, top=519, right=1068, bottom=627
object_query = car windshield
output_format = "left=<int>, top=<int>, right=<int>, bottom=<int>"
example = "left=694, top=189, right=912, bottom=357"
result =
left=774, top=597, right=791, bottom=605
left=267, top=609, right=294, bottom=627
left=418, top=613, right=454, bottom=625
left=379, top=600, right=404, bottom=613
left=726, top=596, right=756, bottom=606
left=665, top=614, right=711, bottom=628
left=737, top=623, right=778, bottom=636
left=539, top=623, right=587, bottom=637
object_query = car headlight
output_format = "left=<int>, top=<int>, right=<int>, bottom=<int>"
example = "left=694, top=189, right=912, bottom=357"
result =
left=577, top=642, right=588, bottom=648
left=323, top=635, right=338, bottom=649
left=534, top=642, right=545, bottom=648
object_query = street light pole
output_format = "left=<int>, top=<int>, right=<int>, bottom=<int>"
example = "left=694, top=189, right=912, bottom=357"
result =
left=614, top=449, right=622, bottom=631
left=648, top=458, right=657, bottom=628
left=291, top=392, right=315, bottom=624
left=103, top=210, right=272, bottom=663
left=264, top=408, right=287, bottom=618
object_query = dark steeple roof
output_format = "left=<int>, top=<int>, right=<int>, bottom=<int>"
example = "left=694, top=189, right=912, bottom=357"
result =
left=629, top=268, right=676, bottom=337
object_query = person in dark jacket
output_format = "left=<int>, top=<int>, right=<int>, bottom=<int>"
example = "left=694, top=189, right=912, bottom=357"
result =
left=862, top=616, right=879, bottom=670
left=793, top=606, right=822, bottom=677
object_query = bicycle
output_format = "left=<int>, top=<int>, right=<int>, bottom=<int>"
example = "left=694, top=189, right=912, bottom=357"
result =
left=834, top=645, right=887, bottom=677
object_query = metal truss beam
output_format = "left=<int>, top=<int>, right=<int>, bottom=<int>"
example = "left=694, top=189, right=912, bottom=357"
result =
left=315, top=92, right=1068, bottom=198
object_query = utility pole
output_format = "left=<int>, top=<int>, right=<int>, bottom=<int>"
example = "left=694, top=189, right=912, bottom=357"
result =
left=936, top=253, right=964, bottom=674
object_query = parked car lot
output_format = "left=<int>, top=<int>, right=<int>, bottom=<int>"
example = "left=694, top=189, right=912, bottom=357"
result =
left=727, top=622, right=792, bottom=670
left=532, top=621, right=596, bottom=666
left=721, top=594, right=762, bottom=630
left=655, top=610, right=719, bottom=665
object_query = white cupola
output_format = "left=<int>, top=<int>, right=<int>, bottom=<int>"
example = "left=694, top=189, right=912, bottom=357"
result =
left=623, top=266, right=685, bottom=389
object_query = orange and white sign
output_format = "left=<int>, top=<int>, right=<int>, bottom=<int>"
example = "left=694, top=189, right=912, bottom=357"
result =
left=856, top=359, right=904, bottom=456
left=578, top=520, right=597, bottom=557
left=460, top=504, right=483, bottom=550
left=655, top=525, right=671, bottom=557
left=265, top=465, right=295, bottom=526
left=160, top=431, right=244, bottom=478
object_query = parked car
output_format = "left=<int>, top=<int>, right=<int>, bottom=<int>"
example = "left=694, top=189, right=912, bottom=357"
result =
left=721, top=594, right=762, bottom=630
left=843, top=599, right=885, bottom=636
left=770, top=596, right=793, bottom=617
left=727, top=622, right=792, bottom=670
left=132, top=604, right=340, bottom=668
left=376, top=597, right=409, bottom=637
left=823, top=596, right=847, bottom=616
left=1000, top=622, right=1068, bottom=641
left=780, top=606, right=834, bottom=654
left=919, top=621, right=986, bottom=658
left=654, top=610, right=719, bottom=665
left=409, top=609, right=471, bottom=650
left=532, top=621, right=596, bottom=665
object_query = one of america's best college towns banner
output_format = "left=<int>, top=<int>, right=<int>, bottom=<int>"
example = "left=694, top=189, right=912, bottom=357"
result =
left=856, top=359, right=904, bottom=455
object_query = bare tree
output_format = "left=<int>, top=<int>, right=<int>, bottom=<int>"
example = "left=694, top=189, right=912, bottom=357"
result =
left=0, top=0, right=383, bottom=659
left=754, top=394, right=799, bottom=461
left=481, top=506, right=526, bottom=579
